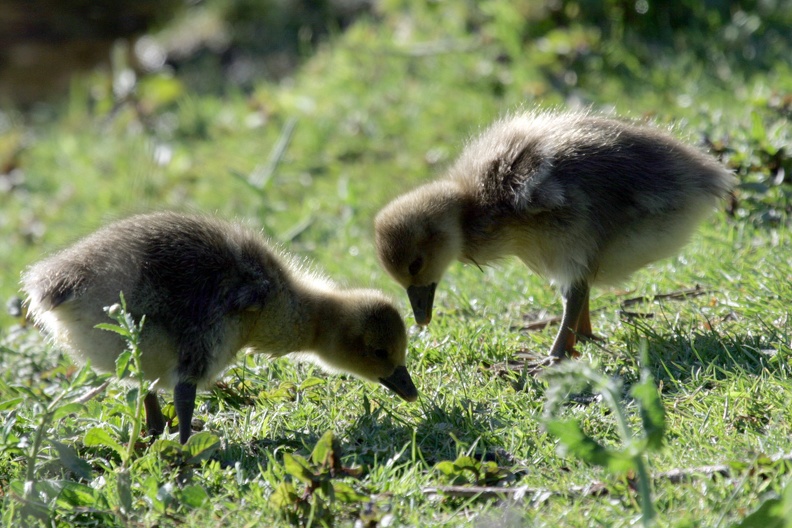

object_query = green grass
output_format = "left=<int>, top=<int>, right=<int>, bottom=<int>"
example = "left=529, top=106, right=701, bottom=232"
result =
left=2, top=1, right=792, bottom=526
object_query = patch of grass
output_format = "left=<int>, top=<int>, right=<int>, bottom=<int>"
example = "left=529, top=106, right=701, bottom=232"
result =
left=2, top=1, right=792, bottom=526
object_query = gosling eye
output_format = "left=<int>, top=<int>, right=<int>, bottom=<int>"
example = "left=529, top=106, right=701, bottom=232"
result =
left=373, top=349, right=388, bottom=361
left=408, top=257, right=423, bottom=276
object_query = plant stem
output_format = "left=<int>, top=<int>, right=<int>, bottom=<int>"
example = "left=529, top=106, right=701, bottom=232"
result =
left=600, top=379, right=656, bottom=526
left=24, top=382, right=72, bottom=501
left=600, top=384, right=634, bottom=443
left=123, top=314, right=146, bottom=467
left=634, top=455, right=655, bottom=527
left=24, top=411, right=52, bottom=501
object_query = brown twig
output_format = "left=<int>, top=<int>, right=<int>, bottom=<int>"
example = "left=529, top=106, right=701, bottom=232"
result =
left=422, top=482, right=608, bottom=500
left=74, top=380, right=111, bottom=404
left=619, top=286, right=711, bottom=308
left=423, top=451, right=792, bottom=501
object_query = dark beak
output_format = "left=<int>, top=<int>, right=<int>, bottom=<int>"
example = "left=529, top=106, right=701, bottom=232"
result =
left=379, top=365, right=418, bottom=402
left=407, top=283, right=437, bottom=325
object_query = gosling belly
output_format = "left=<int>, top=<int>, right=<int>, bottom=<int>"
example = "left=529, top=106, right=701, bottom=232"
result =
left=40, top=300, right=184, bottom=390
left=593, top=197, right=717, bottom=286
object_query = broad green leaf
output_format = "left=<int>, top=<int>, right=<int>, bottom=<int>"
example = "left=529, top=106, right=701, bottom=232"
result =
left=149, top=438, right=183, bottom=463
left=95, top=322, right=131, bottom=339
left=143, top=475, right=166, bottom=513
left=453, top=456, right=480, bottom=472
left=51, top=402, right=86, bottom=422
left=318, top=479, right=333, bottom=500
left=70, top=363, right=99, bottom=388
left=299, top=377, right=326, bottom=390
left=264, top=382, right=297, bottom=402
left=434, top=460, right=457, bottom=477
left=156, top=482, right=176, bottom=510
left=434, top=458, right=474, bottom=485
left=734, top=484, right=792, bottom=528
left=1, top=430, right=20, bottom=446
left=125, top=387, right=140, bottom=411
left=30, top=479, right=66, bottom=506
left=180, top=484, right=209, bottom=508
left=734, top=498, right=784, bottom=528
left=545, top=419, right=634, bottom=473
left=0, top=397, right=22, bottom=412
left=55, top=481, right=99, bottom=509
left=311, top=431, right=337, bottom=468
left=480, top=461, right=511, bottom=485
left=270, top=481, right=299, bottom=509
left=49, top=440, right=93, bottom=480
left=115, top=350, right=132, bottom=379
left=332, top=481, right=368, bottom=503
left=9, top=385, right=39, bottom=400
left=84, top=427, right=126, bottom=460
left=8, top=479, right=25, bottom=498
left=283, top=453, right=315, bottom=485
left=117, top=469, right=133, bottom=516
left=184, top=432, right=221, bottom=464
left=161, top=402, right=177, bottom=421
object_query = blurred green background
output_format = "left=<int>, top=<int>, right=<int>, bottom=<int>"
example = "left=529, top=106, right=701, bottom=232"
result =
left=1, top=0, right=790, bottom=319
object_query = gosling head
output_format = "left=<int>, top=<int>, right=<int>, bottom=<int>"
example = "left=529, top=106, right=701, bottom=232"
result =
left=375, top=181, right=465, bottom=325
left=317, top=290, right=418, bottom=402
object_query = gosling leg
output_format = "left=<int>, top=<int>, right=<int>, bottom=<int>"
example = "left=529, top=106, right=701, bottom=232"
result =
left=576, top=289, right=594, bottom=339
left=549, top=281, right=590, bottom=360
left=174, top=381, right=197, bottom=444
left=144, top=392, right=166, bottom=437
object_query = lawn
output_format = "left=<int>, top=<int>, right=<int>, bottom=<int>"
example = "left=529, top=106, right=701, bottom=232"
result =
left=1, top=1, right=791, bottom=526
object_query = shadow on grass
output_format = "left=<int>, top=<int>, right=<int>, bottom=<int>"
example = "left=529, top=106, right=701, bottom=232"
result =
left=652, top=333, right=788, bottom=380
left=206, top=392, right=521, bottom=479
left=622, top=316, right=792, bottom=391
left=203, top=401, right=418, bottom=470
left=271, top=397, right=508, bottom=459
left=498, top=311, right=789, bottom=400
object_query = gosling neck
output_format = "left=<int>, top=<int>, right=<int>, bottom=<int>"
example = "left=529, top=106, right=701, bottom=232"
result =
left=238, top=279, right=321, bottom=356
left=430, top=181, right=488, bottom=265
left=422, top=179, right=470, bottom=257
left=294, top=284, right=345, bottom=355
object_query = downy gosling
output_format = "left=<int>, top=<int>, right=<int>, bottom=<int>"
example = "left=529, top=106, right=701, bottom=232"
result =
left=23, top=212, right=418, bottom=444
left=375, top=110, right=735, bottom=361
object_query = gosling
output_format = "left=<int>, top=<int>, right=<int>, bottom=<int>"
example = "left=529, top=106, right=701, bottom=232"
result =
left=23, top=211, right=418, bottom=444
left=375, top=110, right=735, bottom=361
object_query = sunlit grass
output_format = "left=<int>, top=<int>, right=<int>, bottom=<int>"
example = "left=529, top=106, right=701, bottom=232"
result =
left=2, top=1, right=791, bottom=526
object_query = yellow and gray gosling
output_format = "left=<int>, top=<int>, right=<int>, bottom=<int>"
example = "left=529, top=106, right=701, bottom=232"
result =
left=375, top=110, right=735, bottom=360
left=23, top=212, right=417, bottom=444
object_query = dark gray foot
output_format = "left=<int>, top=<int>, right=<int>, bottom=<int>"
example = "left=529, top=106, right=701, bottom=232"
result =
left=174, top=381, right=197, bottom=444
left=144, top=392, right=166, bottom=437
